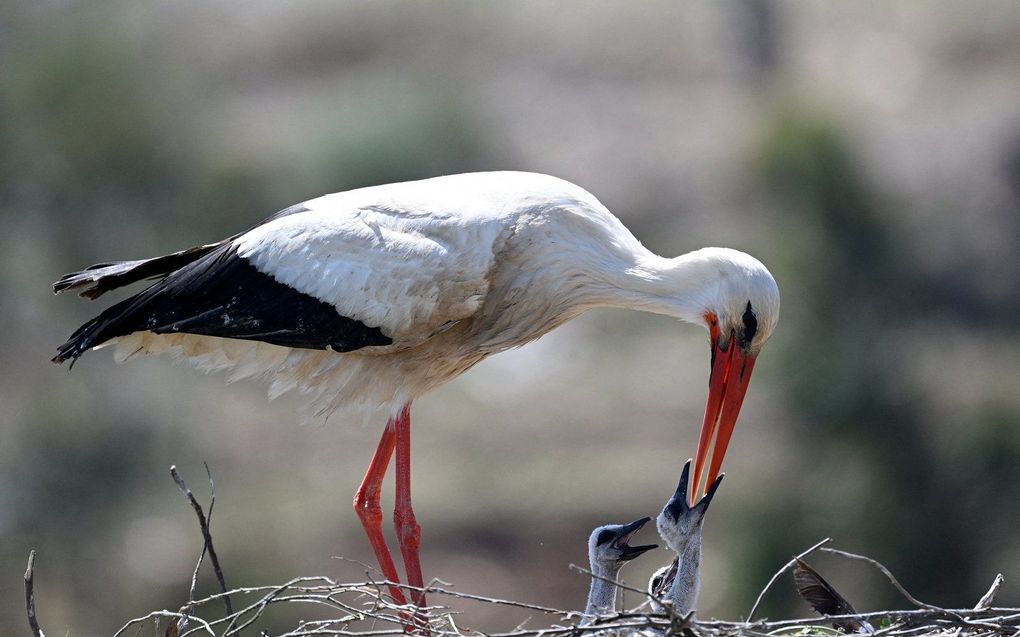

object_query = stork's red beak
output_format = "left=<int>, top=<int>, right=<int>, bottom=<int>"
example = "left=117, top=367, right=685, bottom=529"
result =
left=690, top=324, right=756, bottom=506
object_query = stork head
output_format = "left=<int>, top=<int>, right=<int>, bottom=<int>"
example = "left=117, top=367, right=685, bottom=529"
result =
left=657, top=460, right=723, bottom=555
left=678, top=248, right=779, bottom=504
left=587, top=517, right=658, bottom=571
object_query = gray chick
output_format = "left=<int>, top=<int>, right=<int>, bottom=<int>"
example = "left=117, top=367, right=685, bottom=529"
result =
left=652, top=459, right=723, bottom=617
left=584, top=516, right=658, bottom=622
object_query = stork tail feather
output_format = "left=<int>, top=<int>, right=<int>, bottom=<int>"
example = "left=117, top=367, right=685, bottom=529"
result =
left=53, top=243, right=221, bottom=299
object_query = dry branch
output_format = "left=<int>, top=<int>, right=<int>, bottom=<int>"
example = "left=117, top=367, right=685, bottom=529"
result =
left=746, top=536, right=832, bottom=620
left=171, top=464, right=233, bottom=619
left=24, top=550, right=46, bottom=637
left=976, top=574, right=1005, bottom=611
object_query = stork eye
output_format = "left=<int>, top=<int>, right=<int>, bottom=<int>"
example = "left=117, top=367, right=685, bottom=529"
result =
left=742, top=302, right=757, bottom=344
left=595, top=529, right=615, bottom=546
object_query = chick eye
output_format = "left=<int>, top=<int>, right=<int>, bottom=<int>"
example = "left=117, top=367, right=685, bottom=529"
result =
left=595, top=529, right=615, bottom=546
left=742, top=301, right=758, bottom=344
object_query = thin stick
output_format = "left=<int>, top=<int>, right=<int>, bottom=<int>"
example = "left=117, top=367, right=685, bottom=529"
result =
left=820, top=547, right=933, bottom=610
left=569, top=563, right=654, bottom=599
left=177, top=465, right=218, bottom=633
left=746, top=537, right=832, bottom=621
left=24, top=550, right=46, bottom=637
left=333, top=555, right=386, bottom=578
left=113, top=610, right=216, bottom=637
left=171, top=464, right=233, bottom=617
left=977, top=575, right=1006, bottom=611
left=423, top=584, right=571, bottom=615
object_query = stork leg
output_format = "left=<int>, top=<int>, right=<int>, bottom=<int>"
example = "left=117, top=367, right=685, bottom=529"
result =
left=354, top=420, right=407, bottom=606
left=392, top=403, right=427, bottom=610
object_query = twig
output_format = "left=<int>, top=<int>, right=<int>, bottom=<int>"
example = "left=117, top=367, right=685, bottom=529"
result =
left=113, top=610, right=216, bottom=637
left=977, top=575, right=1006, bottom=611
left=820, top=547, right=934, bottom=610
left=24, top=550, right=46, bottom=637
left=569, top=563, right=654, bottom=600
left=423, top=584, right=571, bottom=615
left=171, top=464, right=233, bottom=617
left=178, top=464, right=218, bottom=633
left=333, top=554, right=390, bottom=579
left=746, top=537, right=832, bottom=620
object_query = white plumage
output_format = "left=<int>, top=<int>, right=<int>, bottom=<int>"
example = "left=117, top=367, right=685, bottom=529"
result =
left=100, top=172, right=777, bottom=417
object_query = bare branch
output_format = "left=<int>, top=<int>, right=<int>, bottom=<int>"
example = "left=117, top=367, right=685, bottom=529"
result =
left=569, top=563, right=653, bottom=600
left=820, top=547, right=933, bottom=610
left=24, top=550, right=46, bottom=637
left=977, top=575, right=1006, bottom=611
left=746, top=537, right=832, bottom=621
left=113, top=610, right=216, bottom=637
left=171, top=464, right=233, bottom=617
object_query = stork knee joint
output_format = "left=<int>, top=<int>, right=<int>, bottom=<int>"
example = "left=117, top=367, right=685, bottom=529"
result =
left=394, top=508, right=421, bottom=549
left=354, top=490, right=383, bottom=526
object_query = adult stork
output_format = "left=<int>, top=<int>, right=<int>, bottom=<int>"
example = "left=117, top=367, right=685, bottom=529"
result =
left=52, top=171, right=779, bottom=608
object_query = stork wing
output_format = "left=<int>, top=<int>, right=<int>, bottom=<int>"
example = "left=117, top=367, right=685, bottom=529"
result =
left=232, top=197, right=507, bottom=346
left=53, top=193, right=509, bottom=365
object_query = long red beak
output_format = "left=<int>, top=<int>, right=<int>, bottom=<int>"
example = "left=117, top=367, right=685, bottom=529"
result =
left=690, top=331, right=756, bottom=505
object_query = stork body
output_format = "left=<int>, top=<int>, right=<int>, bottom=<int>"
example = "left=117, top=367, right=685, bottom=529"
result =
left=53, top=171, right=779, bottom=609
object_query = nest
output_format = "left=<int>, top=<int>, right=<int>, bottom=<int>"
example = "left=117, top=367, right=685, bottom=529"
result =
left=86, top=571, right=1017, bottom=637
left=22, top=467, right=1017, bottom=637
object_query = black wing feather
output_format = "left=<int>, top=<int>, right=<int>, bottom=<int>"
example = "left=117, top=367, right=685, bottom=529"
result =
left=53, top=243, right=221, bottom=299
left=53, top=203, right=312, bottom=300
left=53, top=244, right=391, bottom=364
left=793, top=558, right=872, bottom=634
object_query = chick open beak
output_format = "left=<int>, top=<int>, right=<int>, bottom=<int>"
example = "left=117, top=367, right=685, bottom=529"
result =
left=614, top=516, right=658, bottom=561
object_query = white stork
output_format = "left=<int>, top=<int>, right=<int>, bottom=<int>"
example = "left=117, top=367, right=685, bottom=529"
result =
left=52, top=171, right=779, bottom=609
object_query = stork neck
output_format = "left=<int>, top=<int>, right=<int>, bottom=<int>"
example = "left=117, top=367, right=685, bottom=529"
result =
left=666, top=537, right=702, bottom=616
left=583, top=561, right=623, bottom=622
left=589, top=250, right=713, bottom=324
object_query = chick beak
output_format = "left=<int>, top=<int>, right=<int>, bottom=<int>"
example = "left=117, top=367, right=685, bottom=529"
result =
left=615, top=516, right=658, bottom=561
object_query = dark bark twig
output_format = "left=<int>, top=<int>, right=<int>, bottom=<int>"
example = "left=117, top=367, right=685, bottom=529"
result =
left=171, top=464, right=233, bottom=618
left=24, top=550, right=46, bottom=637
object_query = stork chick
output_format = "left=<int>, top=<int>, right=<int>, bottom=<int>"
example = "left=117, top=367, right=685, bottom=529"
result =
left=653, top=459, right=723, bottom=616
left=584, top=517, right=658, bottom=623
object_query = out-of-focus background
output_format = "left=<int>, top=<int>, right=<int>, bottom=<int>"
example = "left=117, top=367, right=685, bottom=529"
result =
left=3, top=1, right=1020, bottom=633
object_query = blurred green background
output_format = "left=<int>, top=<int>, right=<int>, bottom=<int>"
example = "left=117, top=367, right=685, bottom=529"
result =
left=3, top=1, right=1020, bottom=634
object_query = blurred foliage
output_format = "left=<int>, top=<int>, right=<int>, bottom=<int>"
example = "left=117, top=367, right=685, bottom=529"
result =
left=743, top=108, right=1000, bottom=616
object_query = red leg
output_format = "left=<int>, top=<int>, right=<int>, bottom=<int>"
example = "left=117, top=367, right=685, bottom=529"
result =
left=354, top=420, right=407, bottom=606
left=392, top=403, right=427, bottom=610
